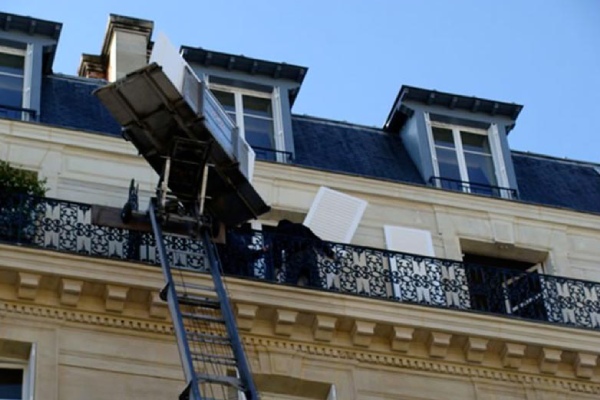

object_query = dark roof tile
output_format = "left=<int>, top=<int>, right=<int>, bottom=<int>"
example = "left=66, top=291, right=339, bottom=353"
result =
left=292, top=116, right=423, bottom=184
left=40, top=75, right=121, bottom=137
left=512, top=153, right=600, bottom=214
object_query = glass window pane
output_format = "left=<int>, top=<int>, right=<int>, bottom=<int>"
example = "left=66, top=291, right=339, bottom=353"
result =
left=0, top=53, right=24, bottom=76
left=0, top=75, right=24, bottom=107
left=210, top=90, right=235, bottom=113
left=242, top=95, right=272, bottom=118
left=461, top=131, right=491, bottom=153
left=244, top=115, right=274, bottom=148
left=432, top=127, right=454, bottom=148
left=0, top=369, right=22, bottom=399
left=465, top=152, right=497, bottom=187
left=436, top=147, right=461, bottom=181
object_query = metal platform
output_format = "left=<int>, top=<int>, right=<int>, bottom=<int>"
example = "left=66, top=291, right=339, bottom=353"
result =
left=93, top=40, right=270, bottom=226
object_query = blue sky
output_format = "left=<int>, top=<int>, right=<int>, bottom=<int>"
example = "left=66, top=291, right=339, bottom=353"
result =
left=4, top=0, right=600, bottom=162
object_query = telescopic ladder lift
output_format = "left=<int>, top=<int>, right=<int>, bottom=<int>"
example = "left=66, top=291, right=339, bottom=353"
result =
left=94, top=35, right=268, bottom=400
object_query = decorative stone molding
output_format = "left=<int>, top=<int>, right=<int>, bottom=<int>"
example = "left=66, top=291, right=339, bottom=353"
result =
left=17, top=272, right=42, bottom=300
left=575, top=352, right=598, bottom=379
left=427, top=331, right=452, bottom=359
left=235, top=304, right=258, bottom=332
left=59, top=278, right=84, bottom=306
left=273, top=309, right=298, bottom=336
left=539, top=347, right=562, bottom=374
left=0, top=301, right=173, bottom=335
left=389, top=326, right=414, bottom=353
left=351, top=321, right=375, bottom=347
left=147, top=292, right=168, bottom=319
left=464, top=337, right=488, bottom=364
left=312, top=315, right=337, bottom=342
left=104, top=285, right=129, bottom=313
left=244, top=336, right=600, bottom=396
left=501, top=343, right=526, bottom=369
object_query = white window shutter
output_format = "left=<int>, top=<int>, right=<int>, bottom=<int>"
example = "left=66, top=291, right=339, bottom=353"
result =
left=424, top=112, right=440, bottom=179
left=487, top=123, right=509, bottom=188
left=383, top=225, right=435, bottom=257
left=272, top=87, right=286, bottom=162
left=303, top=187, right=367, bottom=243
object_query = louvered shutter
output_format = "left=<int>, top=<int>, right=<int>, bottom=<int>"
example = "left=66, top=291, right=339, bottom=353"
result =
left=303, top=187, right=367, bottom=243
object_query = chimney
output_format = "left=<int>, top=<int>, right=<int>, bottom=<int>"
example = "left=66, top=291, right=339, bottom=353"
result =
left=78, top=14, right=153, bottom=81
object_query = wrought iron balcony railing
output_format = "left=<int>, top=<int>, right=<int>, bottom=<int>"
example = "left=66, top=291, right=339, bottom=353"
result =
left=252, top=146, right=293, bottom=163
left=1, top=194, right=598, bottom=331
left=0, top=104, right=37, bottom=122
left=429, top=176, right=518, bottom=199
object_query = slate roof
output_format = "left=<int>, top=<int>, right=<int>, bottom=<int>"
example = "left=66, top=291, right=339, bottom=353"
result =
left=29, top=74, right=600, bottom=216
left=292, top=116, right=423, bottom=184
left=40, top=75, right=121, bottom=137
left=512, top=152, right=600, bottom=214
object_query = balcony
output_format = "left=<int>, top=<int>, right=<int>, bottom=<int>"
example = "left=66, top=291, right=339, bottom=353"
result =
left=1, top=194, right=598, bottom=331
left=429, top=176, right=518, bottom=199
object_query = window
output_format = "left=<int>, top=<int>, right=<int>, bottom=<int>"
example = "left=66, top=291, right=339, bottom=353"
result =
left=210, top=83, right=285, bottom=162
left=427, top=114, right=512, bottom=198
left=0, top=369, right=23, bottom=400
left=463, top=254, right=546, bottom=321
left=0, top=46, right=25, bottom=120
left=0, top=341, right=35, bottom=400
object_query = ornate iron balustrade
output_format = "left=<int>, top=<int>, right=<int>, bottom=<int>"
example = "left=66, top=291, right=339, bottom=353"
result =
left=429, top=176, right=518, bottom=199
left=1, top=194, right=599, bottom=330
left=0, top=104, right=37, bottom=121
left=0, top=194, right=208, bottom=271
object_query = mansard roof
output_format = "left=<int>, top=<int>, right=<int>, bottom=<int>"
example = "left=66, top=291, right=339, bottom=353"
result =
left=35, top=74, right=600, bottom=215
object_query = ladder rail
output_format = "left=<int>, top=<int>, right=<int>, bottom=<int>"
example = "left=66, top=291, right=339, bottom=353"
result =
left=203, top=229, right=260, bottom=400
left=149, top=202, right=204, bottom=400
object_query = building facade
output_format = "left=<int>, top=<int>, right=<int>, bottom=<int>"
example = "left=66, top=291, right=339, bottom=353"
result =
left=1, top=11, right=600, bottom=400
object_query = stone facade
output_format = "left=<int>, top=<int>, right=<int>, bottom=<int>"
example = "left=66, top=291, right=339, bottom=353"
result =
left=1, top=115, right=600, bottom=399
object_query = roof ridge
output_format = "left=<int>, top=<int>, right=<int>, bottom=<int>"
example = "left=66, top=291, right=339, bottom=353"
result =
left=292, top=114, right=383, bottom=132
left=512, top=150, right=600, bottom=168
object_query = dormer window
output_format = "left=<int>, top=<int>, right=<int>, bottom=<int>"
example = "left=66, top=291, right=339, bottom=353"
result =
left=0, top=46, right=25, bottom=120
left=0, top=13, right=62, bottom=122
left=426, top=114, right=515, bottom=198
left=182, top=46, right=307, bottom=165
left=210, top=82, right=281, bottom=162
left=429, top=119, right=503, bottom=196
left=384, top=85, right=522, bottom=200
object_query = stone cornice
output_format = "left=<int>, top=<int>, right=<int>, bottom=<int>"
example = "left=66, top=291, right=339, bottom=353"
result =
left=0, top=301, right=173, bottom=336
left=3, top=297, right=597, bottom=395
left=245, top=336, right=600, bottom=395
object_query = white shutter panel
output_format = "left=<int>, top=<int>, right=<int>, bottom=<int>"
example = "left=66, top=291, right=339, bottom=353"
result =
left=303, top=187, right=367, bottom=243
left=488, top=123, right=509, bottom=188
left=272, top=87, right=284, bottom=145
left=424, top=112, right=439, bottom=179
left=383, top=225, right=435, bottom=257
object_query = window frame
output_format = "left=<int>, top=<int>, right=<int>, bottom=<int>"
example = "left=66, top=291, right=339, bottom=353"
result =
left=0, top=45, right=26, bottom=119
left=425, top=112, right=510, bottom=197
left=0, top=351, right=35, bottom=400
left=208, top=80, right=287, bottom=162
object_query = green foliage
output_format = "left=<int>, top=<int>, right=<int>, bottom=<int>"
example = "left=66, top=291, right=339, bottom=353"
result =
left=0, top=160, right=47, bottom=197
